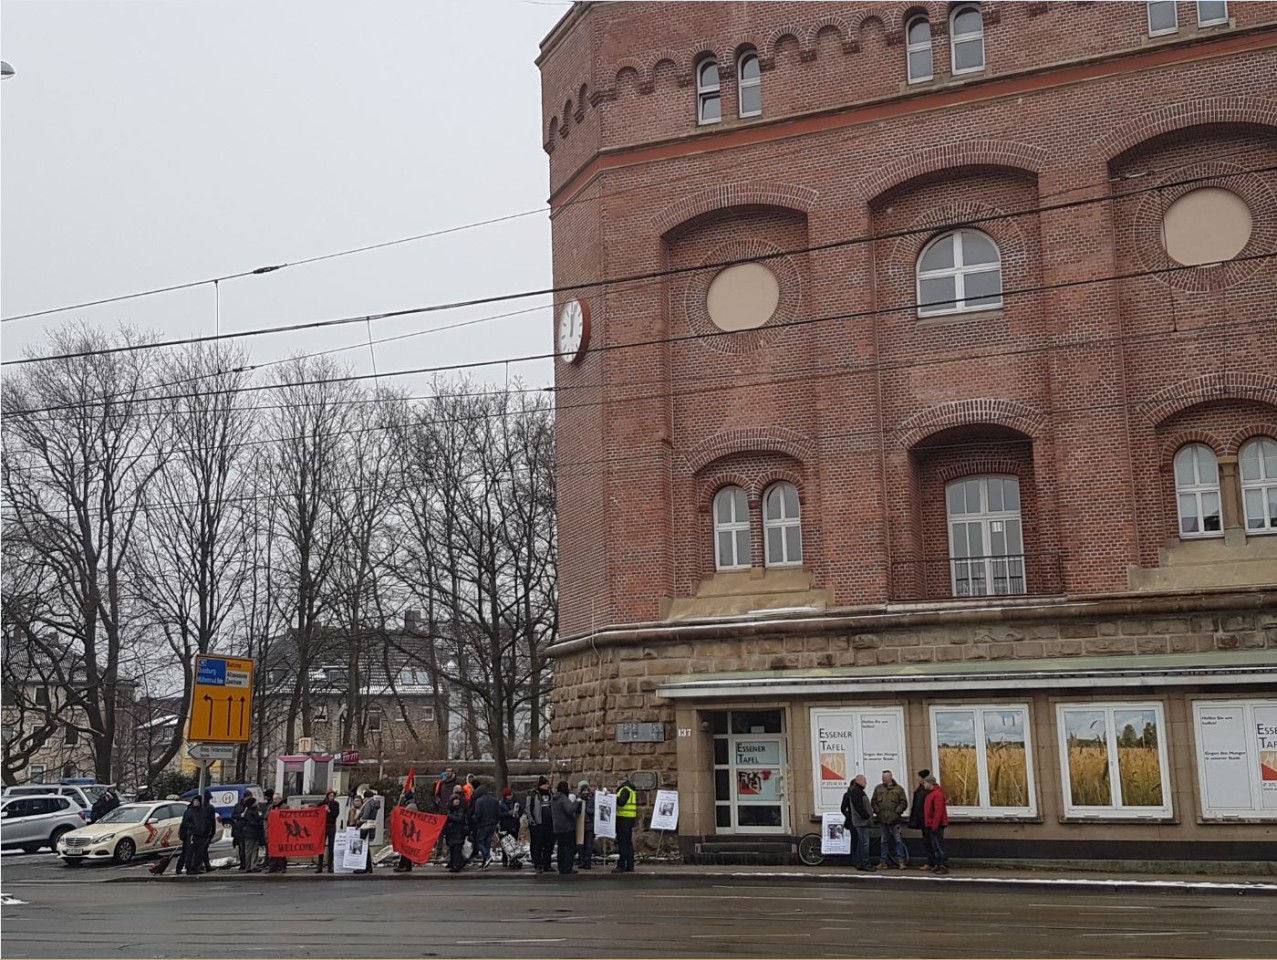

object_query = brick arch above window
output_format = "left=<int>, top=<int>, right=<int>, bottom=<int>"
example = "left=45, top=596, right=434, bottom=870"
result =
left=896, top=398, right=1047, bottom=450
left=762, top=25, right=811, bottom=65
left=934, top=457, right=1029, bottom=485
left=882, top=198, right=1030, bottom=294
left=1101, top=97, right=1277, bottom=166
left=859, top=139, right=1046, bottom=204
left=1136, top=372, right=1277, bottom=427
left=1225, top=425, right=1277, bottom=457
left=655, top=181, right=819, bottom=239
left=1157, top=430, right=1226, bottom=469
left=681, top=426, right=814, bottom=475
left=755, top=470, right=806, bottom=504
left=697, top=474, right=755, bottom=514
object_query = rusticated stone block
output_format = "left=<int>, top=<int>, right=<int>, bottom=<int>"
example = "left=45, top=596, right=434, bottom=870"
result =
left=1222, top=615, right=1256, bottom=632
left=1118, top=620, right=1149, bottom=636
left=1013, top=641, right=1046, bottom=659
left=805, top=637, right=830, bottom=653
left=755, top=638, right=785, bottom=655
left=885, top=632, right=920, bottom=647
left=988, top=642, right=1016, bottom=660
left=1136, top=637, right=1169, bottom=655
left=854, top=651, right=877, bottom=667
left=1150, top=619, right=1189, bottom=635
left=1169, top=634, right=1199, bottom=653
left=1026, top=624, right=1059, bottom=640
left=769, top=655, right=801, bottom=670
left=977, top=626, right=1026, bottom=643
left=619, top=661, right=647, bottom=678
left=852, top=634, right=881, bottom=650
left=1190, top=615, right=1220, bottom=633
left=934, top=646, right=963, bottom=662
left=645, top=660, right=686, bottom=676
left=1097, top=621, right=1120, bottom=637
left=963, top=646, right=989, bottom=661
left=1060, top=622, right=1098, bottom=639
left=900, top=647, right=933, bottom=663
left=688, top=659, right=716, bottom=673
left=876, top=649, right=900, bottom=664
left=1085, top=637, right=1136, bottom=655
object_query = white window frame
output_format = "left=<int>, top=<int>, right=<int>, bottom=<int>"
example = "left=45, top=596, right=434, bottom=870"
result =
left=929, top=704, right=1037, bottom=818
left=28, top=763, right=46, bottom=784
left=1197, top=1, right=1229, bottom=25
left=949, top=4, right=985, bottom=75
left=906, top=16, right=933, bottom=83
left=762, top=482, right=803, bottom=568
left=1240, top=437, right=1277, bottom=534
left=696, top=57, right=721, bottom=126
left=713, top=486, right=751, bottom=571
left=737, top=52, right=761, bottom=118
left=368, top=711, right=383, bottom=735
left=1174, top=443, right=1223, bottom=539
left=1192, top=699, right=1277, bottom=820
left=1057, top=702, right=1173, bottom=819
left=314, top=706, right=328, bottom=723
left=945, top=475, right=1025, bottom=597
left=916, top=229, right=1003, bottom=317
left=1147, top=0, right=1179, bottom=35
left=421, top=705, right=436, bottom=723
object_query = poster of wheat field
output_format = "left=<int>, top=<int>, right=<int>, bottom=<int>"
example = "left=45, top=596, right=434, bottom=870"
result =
left=1063, top=707, right=1163, bottom=807
left=935, top=708, right=1030, bottom=808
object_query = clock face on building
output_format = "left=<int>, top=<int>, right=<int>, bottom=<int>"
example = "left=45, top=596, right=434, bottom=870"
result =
left=557, top=299, right=590, bottom=364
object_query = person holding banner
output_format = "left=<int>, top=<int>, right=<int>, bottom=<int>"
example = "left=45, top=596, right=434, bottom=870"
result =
left=393, top=791, right=418, bottom=873
left=263, top=794, right=289, bottom=873
left=315, top=790, right=340, bottom=873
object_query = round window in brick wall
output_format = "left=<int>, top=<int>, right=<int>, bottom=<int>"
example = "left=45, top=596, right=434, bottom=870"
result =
left=706, top=262, right=780, bottom=332
left=1161, top=187, right=1253, bottom=267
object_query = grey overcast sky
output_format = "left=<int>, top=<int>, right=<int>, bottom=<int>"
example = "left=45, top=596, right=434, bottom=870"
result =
left=0, top=0, right=566, bottom=392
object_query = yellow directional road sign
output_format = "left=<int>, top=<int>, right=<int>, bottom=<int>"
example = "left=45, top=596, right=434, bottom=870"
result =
left=188, top=655, right=254, bottom=743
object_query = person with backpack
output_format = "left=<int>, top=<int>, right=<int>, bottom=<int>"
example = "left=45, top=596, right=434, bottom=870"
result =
left=525, top=777, right=555, bottom=874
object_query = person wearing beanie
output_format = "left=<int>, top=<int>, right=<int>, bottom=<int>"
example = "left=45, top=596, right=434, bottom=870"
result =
left=908, top=769, right=933, bottom=869
left=576, top=779, right=596, bottom=869
left=922, top=775, right=950, bottom=875
left=525, top=776, right=555, bottom=874
left=550, top=781, right=581, bottom=875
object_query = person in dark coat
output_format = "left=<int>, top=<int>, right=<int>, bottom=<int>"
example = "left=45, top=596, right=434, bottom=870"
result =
left=443, top=794, right=470, bottom=873
left=135, top=785, right=154, bottom=803
left=200, top=792, right=217, bottom=872
left=263, top=794, right=288, bottom=873
left=178, top=797, right=212, bottom=876
left=550, top=781, right=580, bottom=876
left=576, top=780, right=595, bottom=870
left=908, top=769, right=934, bottom=870
left=469, top=784, right=500, bottom=868
left=230, top=797, right=248, bottom=870
left=525, top=777, right=554, bottom=874
left=315, top=790, right=340, bottom=873
left=840, top=774, right=876, bottom=872
left=240, top=795, right=265, bottom=872
left=90, top=789, right=120, bottom=824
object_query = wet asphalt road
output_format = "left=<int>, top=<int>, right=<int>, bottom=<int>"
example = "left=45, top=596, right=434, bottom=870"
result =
left=2, top=850, right=1275, bottom=959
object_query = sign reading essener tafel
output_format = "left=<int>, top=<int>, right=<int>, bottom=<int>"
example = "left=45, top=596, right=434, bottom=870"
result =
left=188, top=654, right=254, bottom=743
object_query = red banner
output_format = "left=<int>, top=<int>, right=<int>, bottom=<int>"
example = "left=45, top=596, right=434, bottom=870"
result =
left=266, top=806, right=327, bottom=858
left=391, top=806, right=446, bottom=865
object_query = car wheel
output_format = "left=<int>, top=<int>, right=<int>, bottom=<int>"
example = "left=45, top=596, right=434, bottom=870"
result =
left=50, top=826, right=72, bottom=850
left=22, top=843, right=43, bottom=854
left=63, top=858, right=83, bottom=868
left=114, top=838, right=136, bottom=864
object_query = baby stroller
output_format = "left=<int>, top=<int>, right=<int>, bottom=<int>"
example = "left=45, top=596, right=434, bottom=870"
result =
left=497, top=827, right=526, bottom=869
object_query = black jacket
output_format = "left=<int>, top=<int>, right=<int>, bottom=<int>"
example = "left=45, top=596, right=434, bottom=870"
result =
left=318, top=798, right=340, bottom=832
left=181, top=804, right=212, bottom=841
left=443, top=803, right=469, bottom=845
left=243, top=804, right=265, bottom=844
left=202, top=794, right=218, bottom=836
left=908, top=784, right=929, bottom=830
left=470, top=789, right=500, bottom=832
left=550, top=792, right=581, bottom=834
left=230, top=800, right=247, bottom=842
left=841, top=783, right=873, bottom=827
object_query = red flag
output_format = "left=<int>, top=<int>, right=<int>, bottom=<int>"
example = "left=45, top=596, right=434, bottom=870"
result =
left=403, top=767, right=415, bottom=798
left=266, top=807, right=327, bottom=859
left=391, top=806, right=446, bottom=865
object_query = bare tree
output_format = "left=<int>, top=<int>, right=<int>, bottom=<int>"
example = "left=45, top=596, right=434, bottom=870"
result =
left=130, top=344, right=254, bottom=779
left=1, top=326, right=167, bottom=782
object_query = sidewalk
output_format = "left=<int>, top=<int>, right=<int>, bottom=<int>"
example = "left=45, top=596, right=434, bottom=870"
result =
left=119, top=858, right=1277, bottom=895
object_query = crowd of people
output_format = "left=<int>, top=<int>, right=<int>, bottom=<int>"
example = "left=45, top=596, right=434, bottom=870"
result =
left=840, top=769, right=950, bottom=874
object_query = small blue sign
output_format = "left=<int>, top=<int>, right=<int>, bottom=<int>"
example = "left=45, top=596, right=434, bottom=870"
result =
left=197, top=658, right=227, bottom=686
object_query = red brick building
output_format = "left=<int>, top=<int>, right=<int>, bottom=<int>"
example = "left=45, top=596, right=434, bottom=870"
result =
left=539, top=2, right=1277, bottom=863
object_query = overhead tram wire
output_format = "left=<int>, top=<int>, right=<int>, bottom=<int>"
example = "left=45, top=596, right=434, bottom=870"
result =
left=6, top=247, right=1276, bottom=419
left=6, top=162, right=1276, bottom=370
left=5, top=141, right=1262, bottom=327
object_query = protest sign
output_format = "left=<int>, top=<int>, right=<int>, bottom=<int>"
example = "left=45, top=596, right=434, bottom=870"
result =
left=390, top=806, right=447, bottom=865
left=266, top=806, right=327, bottom=858
left=821, top=811, right=851, bottom=855
left=594, top=792, right=617, bottom=839
left=332, top=827, right=360, bottom=874
left=650, top=789, right=679, bottom=832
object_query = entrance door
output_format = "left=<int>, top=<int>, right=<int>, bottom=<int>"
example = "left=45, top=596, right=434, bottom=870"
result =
left=711, top=709, right=789, bottom=834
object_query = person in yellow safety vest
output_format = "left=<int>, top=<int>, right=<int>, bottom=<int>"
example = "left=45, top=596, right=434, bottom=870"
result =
left=613, top=776, right=637, bottom=873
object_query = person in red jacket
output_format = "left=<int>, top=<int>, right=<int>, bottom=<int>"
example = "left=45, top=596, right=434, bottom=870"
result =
left=922, top=775, right=950, bottom=875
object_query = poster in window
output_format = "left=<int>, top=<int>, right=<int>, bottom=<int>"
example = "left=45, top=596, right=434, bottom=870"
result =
left=1112, top=708, right=1163, bottom=807
left=933, top=706, right=1033, bottom=815
left=1194, top=700, right=1277, bottom=819
left=809, top=708, right=905, bottom=812
left=935, top=710, right=980, bottom=807
left=1059, top=703, right=1170, bottom=817
left=1062, top=708, right=1112, bottom=807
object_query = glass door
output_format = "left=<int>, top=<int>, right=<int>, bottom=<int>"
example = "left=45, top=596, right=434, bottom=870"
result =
left=712, top=710, right=789, bottom=834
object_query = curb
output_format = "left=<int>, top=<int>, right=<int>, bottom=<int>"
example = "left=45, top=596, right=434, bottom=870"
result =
left=106, top=865, right=1277, bottom=896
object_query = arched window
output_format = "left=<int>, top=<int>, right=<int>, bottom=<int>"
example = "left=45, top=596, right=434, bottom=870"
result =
left=1174, top=444, right=1222, bottom=538
left=713, top=486, right=750, bottom=570
left=738, top=52, right=761, bottom=118
left=906, top=16, right=933, bottom=83
left=1239, top=437, right=1277, bottom=533
left=950, top=4, right=985, bottom=74
left=763, top=482, right=802, bottom=567
left=697, top=57, right=721, bottom=125
left=946, top=476, right=1025, bottom=596
left=917, top=229, right=1002, bottom=316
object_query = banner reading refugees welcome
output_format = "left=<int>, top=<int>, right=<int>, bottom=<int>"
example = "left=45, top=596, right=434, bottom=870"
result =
left=390, top=806, right=447, bottom=864
left=266, top=806, right=327, bottom=858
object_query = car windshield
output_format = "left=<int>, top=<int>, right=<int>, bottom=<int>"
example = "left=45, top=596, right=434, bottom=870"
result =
left=82, top=786, right=109, bottom=804
left=96, top=806, right=148, bottom=824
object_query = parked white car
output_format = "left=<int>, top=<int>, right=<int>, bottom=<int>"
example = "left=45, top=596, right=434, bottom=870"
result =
left=56, top=800, right=220, bottom=866
left=0, top=794, right=87, bottom=852
left=3, top=783, right=114, bottom=817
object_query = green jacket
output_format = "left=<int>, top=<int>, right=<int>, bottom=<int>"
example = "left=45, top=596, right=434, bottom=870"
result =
left=871, top=781, right=909, bottom=825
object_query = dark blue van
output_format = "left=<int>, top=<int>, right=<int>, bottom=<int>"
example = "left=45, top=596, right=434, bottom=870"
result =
left=179, top=784, right=265, bottom=822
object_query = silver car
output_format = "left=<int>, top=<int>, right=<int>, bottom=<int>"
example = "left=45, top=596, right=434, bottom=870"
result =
left=0, top=794, right=87, bottom=853
left=3, top=783, right=113, bottom=817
